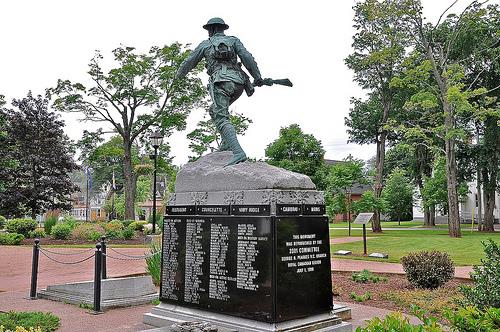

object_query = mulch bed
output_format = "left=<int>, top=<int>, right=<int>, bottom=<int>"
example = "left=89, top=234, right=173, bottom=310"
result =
left=332, top=271, right=471, bottom=314
left=21, top=235, right=150, bottom=246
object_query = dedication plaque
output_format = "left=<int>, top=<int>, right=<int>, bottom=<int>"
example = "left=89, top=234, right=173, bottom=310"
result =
left=160, top=203, right=332, bottom=323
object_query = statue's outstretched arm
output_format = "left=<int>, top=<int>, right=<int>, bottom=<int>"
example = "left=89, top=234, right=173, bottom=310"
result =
left=234, top=38, right=262, bottom=81
left=176, top=42, right=206, bottom=79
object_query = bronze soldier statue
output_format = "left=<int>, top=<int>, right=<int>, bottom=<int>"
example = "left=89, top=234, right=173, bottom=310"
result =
left=176, top=17, right=264, bottom=166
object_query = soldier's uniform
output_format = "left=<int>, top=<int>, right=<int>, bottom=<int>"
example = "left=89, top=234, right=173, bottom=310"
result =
left=176, top=17, right=262, bottom=165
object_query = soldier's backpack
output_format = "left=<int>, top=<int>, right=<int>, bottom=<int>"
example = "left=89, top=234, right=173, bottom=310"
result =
left=209, top=37, right=235, bottom=61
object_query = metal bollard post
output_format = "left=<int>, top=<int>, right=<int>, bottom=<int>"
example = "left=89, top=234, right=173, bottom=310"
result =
left=29, top=239, right=40, bottom=299
left=100, top=236, right=107, bottom=280
left=93, top=243, right=102, bottom=313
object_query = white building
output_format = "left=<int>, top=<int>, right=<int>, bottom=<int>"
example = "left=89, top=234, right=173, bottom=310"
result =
left=461, top=181, right=500, bottom=223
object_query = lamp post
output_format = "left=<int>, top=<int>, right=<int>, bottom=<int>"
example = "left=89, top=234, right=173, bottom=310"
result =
left=150, top=130, right=163, bottom=234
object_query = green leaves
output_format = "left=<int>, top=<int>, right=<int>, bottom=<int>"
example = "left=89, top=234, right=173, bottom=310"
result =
left=265, top=124, right=327, bottom=189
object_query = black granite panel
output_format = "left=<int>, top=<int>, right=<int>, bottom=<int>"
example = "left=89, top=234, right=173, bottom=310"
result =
left=160, top=215, right=274, bottom=322
left=275, top=215, right=332, bottom=321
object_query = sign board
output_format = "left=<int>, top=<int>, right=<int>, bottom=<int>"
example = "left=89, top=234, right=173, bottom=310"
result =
left=353, top=212, right=374, bottom=225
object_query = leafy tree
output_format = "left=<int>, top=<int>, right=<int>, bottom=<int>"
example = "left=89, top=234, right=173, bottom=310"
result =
left=0, top=92, right=78, bottom=218
left=0, top=95, right=16, bottom=195
left=454, top=4, right=499, bottom=232
left=265, top=124, right=328, bottom=190
left=49, top=44, right=207, bottom=219
left=382, top=168, right=414, bottom=224
left=399, top=1, right=498, bottom=237
left=345, top=0, right=413, bottom=232
left=326, top=156, right=367, bottom=232
left=352, top=190, right=385, bottom=215
left=187, top=109, right=252, bottom=160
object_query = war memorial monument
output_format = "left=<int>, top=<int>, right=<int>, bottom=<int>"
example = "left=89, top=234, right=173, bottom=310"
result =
left=143, top=18, right=351, bottom=332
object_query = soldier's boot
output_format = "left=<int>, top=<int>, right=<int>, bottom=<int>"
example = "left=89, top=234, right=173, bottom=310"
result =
left=221, top=124, right=247, bottom=166
left=217, top=138, right=230, bottom=152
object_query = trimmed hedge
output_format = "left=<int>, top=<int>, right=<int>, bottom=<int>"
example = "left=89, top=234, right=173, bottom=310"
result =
left=5, top=219, right=37, bottom=237
left=0, top=233, right=25, bottom=245
left=50, top=223, right=72, bottom=240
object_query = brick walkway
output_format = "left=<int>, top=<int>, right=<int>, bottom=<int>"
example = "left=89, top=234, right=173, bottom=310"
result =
left=0, top=246, right=149, bottom=292
left=0, top=243, right=474, bottom=331
left=331, top=258, right=473, bottom=279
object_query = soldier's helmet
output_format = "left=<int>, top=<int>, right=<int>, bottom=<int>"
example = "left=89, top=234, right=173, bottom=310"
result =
left=203, top=17, right=229, bottom=30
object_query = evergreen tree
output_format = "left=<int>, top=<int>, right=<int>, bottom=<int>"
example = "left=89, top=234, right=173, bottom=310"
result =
left=0, top=92, right=78, bottom=218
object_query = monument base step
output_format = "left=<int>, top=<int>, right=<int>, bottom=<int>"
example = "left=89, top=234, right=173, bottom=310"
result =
left=142, top=303, right=352, bottom=332
left=332, top=304, right=352, bottom=321
left=37, top=276, right=158, bottom=309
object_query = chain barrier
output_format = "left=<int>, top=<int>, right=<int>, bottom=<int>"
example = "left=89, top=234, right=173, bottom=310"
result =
left=39, top=248, right=95, bottom=265
left=37, top=246, right=94, bottom=256
left=103, top=250, right=161, bottom=261
left=107, top=247, right=157, bottom=259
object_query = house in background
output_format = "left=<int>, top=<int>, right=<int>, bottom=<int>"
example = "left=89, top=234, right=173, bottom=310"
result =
left=137, top=174, right=169, bottom=221
left=324, top=159, right=373, bottom=221
left=460, top=181, right=500, bottom=224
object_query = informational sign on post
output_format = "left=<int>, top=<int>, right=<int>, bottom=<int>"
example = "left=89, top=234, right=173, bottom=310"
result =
left=353, top=213, right=374, bottom=224
left=352, top=212, right=374, bottom=255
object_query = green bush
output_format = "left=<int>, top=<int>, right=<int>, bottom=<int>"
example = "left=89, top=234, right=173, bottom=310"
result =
left=0, top=215, right=6, bottom=229
left=71, top=223, right=104, bottom=242
left=122, top=227, right=135, bottom=240
left=50, top=223, right=72, bottom=240
left=356, top=308, right=443, bottom=332
left=28, top=228, right=46, bottom=239
left=60, top=216, right=77, bottom=230
left=5, top=219, right=37, bottom=237
left=129, top=221, right=148, bottom=231
left=102, top=220, right=124, bottom=239
left=352, top=269, right=387, bottom=283
left=401, top=251, right=454, bottom=289
left=349, top=291, right=372, bottom=302
left=43, top=215, right=57, bottom=234
left=445, top=306, right=500, bottom=332
left=145, top=242, right=161, bottom=286
left=0, top=233, right=25, bottom=245
left=0, top=311, right=60, bottom=332
left=122, top=219, right=135, bottom=228
left=460, top=239, right=500, bottom=309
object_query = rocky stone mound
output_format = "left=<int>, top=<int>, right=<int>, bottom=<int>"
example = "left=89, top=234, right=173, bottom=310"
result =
left=175, top=151, right=316, bottom=193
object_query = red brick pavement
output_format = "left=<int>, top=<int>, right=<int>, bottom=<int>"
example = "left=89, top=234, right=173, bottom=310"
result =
left=0, top=246, right=149, bottom=292
left=331, top=258, right=473, bottom=279
left=0, top=243, right=474, bottom=331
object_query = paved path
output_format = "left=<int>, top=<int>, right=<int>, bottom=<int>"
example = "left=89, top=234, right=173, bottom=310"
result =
left=0, top=244, right=474, bottom=331
left=331, top=258, right=472, bottom=279
left=331, top=237, right=377, bottom=244
left=0, top=246, right=148, bottom=292
left=336, top=301, right=421, bottom=329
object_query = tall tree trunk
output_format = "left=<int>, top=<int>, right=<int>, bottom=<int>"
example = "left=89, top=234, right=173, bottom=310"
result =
left=123, top=138, right=135, bottom=220
left=423, top=205, right=430, bottom=226
left=430, top=205, right=436, bottom=226
left=482, top=186, right=495, bottom=232
left=444, top=100, right=461, bottom=237
left=373, top=103, right=389, bottom=233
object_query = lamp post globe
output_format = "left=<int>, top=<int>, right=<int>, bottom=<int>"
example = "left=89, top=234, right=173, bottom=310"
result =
left=149, top=130, right=163, bottom=234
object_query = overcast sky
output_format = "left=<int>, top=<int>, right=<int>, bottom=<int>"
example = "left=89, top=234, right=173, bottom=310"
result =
left=0, top=0, right=470, bottom=166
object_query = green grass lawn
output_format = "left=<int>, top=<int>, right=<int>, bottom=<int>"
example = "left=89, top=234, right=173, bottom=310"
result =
left=330, top=228, right=499, bottom=266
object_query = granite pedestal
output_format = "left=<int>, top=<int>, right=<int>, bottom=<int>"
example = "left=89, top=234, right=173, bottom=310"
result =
left=143, top=152, right=351, bottom=331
